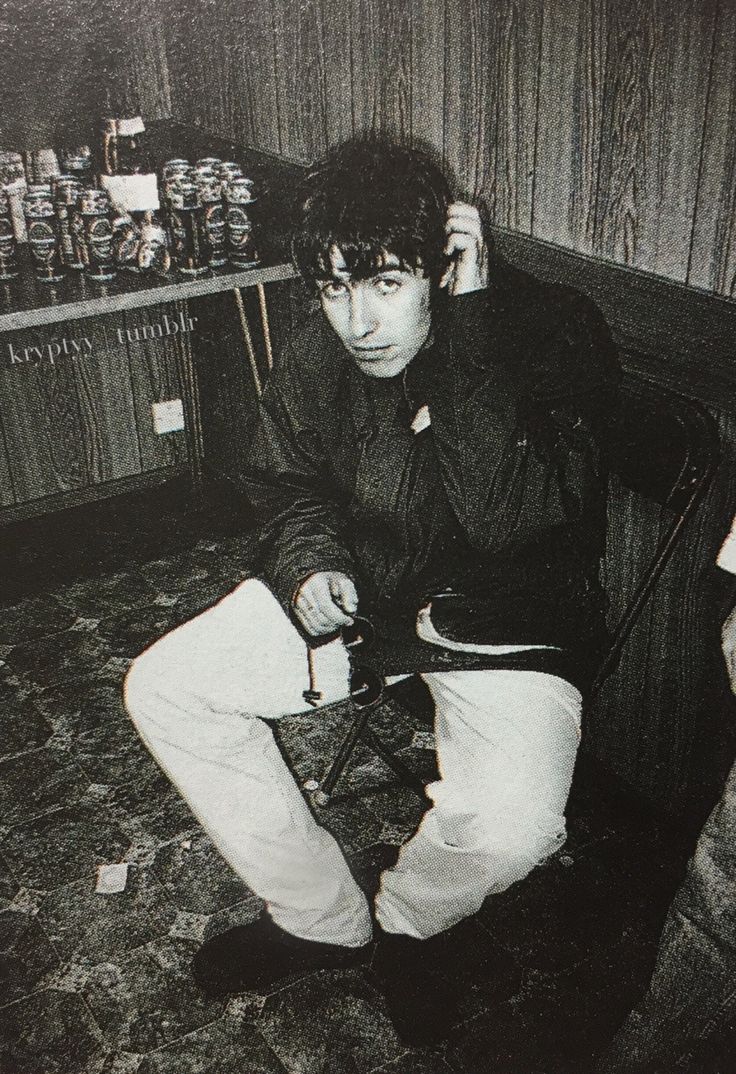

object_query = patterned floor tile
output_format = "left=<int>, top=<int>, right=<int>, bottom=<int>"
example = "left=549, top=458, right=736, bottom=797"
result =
left=0, top=989, right=105, bottom=1074
left=95, top=606, right=178, bottom=659
left=151, top=831, right=254, bottom=916
left=0, top=747, right=89, bottom=826
left=81, top=936, right=226, bottom=1054
left=257, top=967, right=404, bottom=1074
left=107, top=768, right=197, bottom=843
left=134, top=1017, right=288, bottom=1074
left=38, top=866, right=179, bottom=965
left=0, top=909, right=61, bottom=1004
left=6, top=630, right=114, bottom=688
left=52, top=572, right=157, bottom=620
left=0, top=852, right=19, bottom=907
left=138, top=550, right=231, bottom=594
left=0, top=595, right=77, bottom=645
left=0, top=690, right=53, bottom=758
left=372, top=1053, right=455, bottom=1074
left=1, top=804, right=133, bottom=890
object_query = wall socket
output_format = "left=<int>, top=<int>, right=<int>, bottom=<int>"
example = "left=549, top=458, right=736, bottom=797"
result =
left=152, top=399, right=185, bottom=434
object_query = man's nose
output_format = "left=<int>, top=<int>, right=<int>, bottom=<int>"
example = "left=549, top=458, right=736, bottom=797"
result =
left=348, top=288, right=377, bottom=338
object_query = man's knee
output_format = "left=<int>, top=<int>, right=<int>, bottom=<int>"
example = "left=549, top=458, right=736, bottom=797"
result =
left=467, top=798, right=567, bottom=891
left=123, top=642, right=172, bottom=731
left=489, top=819, right=566, bottom=887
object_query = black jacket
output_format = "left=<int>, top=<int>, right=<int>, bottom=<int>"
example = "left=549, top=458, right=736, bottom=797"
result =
left=243, top=258, right=622, bottom=688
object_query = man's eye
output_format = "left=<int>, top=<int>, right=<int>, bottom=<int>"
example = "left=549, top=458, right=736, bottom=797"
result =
left=320, top=281, right=348, bottom=299
left=375, top=277, right=402, bottom=294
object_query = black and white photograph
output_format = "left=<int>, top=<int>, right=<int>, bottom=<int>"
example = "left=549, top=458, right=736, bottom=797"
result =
left=1, top=1, right=735, bottom=1071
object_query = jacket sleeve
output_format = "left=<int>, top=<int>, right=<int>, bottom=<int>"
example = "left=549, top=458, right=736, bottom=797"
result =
left=242, top=344, right=356, bottom=614
left=423, top=288, right=622, bottom=554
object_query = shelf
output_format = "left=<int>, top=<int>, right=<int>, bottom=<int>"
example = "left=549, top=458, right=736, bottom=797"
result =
left=0, top=119, right=307, bottom=334
left=0, top=249, right=298, bottom=332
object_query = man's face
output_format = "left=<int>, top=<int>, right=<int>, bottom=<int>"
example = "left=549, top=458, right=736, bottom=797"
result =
left=317, top=248, right=432, bottom=378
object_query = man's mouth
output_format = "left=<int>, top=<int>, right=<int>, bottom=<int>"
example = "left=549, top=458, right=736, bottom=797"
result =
left=353, top=344, right=392, bottom=355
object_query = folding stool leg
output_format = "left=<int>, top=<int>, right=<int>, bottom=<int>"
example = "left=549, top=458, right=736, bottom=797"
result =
left=306, top=706, right=374, bottom=805
left=363, top=728, right=427, bottom=799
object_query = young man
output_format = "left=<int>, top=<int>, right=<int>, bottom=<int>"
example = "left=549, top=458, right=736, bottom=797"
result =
left=124, top=137, right=621, bottom=1042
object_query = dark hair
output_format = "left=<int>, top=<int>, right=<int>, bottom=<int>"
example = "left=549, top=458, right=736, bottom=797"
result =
left=291, top=136, right=452, bottom=293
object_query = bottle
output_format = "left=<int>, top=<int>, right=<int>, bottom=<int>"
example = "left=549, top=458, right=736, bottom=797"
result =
left=0, top=151, right=28, bottom=241
left=225, top=177, right=259, bottom=267
left=196, top=172, right=227, bottom=267
left=99, top=116, right=160, bottom=217
left=53, top=178, right=84, bottom=268
left=60, top=146, right=94, bottom=188
left=23, top=188, right=65, bottom=282
left=81, top=188, right=116, bottom=281
left=137, top=210, right=170, bottom=274
left=167, top=178, right=209, bottom=276
left=0, top=189, right=19, bottom=279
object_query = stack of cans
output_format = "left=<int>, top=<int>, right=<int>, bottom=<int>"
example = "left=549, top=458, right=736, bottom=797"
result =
left=0, top=145, right=262, bottom=284
left=21, top=181, right=118, bottom=283
left=160, top=156, right=260, bottom=275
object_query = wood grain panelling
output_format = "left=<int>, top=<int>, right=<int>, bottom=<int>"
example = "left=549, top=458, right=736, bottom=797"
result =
left=155, top=0, right=733, bottom=298
left=443, top=0, right=490, bottom=200
left=119, top=306, right=188, bottom=473
left=71, top=318, right=142, bottom=484
left=132, top=0, right=172, bottom=120
left=533, top=0, right=605, bottom=252
left=688, top=0, right=736, bottom=297
left=272, top=0, right=328, bottom=161
left=590, top=0, right=658, bottom=266
left=320, top=0, right=353, bottom=146
left=484, top=0, right=542, bottom=232
left=164, top=0, right=280, bottom=153
left=0, top=413, right=16, bottom=507
left=410, top=0, right=445, bottom=155
left=0, top=330, right=87, bottom=502
left=647, top=0, right=716, bottom=281
left=592, top=0, right=716, bottom=278
left=350, top=0, right=412, bottom=141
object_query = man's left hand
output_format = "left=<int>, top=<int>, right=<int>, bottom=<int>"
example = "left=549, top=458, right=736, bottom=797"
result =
left=439, top=202, right=489, bottom=296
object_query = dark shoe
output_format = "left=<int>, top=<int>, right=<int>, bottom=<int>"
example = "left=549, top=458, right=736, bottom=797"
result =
left=371, top=920, right=520, bottom=1047
left=371, top=929, right=462, bottom=1046
left=192, top=914, right=371, bottom=995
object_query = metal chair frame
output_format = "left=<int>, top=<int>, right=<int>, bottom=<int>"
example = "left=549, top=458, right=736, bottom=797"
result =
left=307, top=373, right=721, bottom=807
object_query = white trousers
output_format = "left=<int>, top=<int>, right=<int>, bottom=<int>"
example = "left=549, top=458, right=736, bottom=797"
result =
left=124, top=579, right=582, bottom=945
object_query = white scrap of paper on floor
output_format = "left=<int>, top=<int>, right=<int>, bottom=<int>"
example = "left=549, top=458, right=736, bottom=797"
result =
left=95, top=862, right=129, bottom=894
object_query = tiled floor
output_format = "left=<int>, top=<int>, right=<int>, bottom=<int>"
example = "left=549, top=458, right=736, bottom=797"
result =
left=0, top=480, right=706, bottom=1073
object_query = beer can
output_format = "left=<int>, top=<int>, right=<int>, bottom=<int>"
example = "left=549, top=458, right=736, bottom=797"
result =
left=54, top=178, right=84, bottom=268
left=196, top=157, right=222, bottom=172
left=225, top=177, right=259, bottom=267
left=0, top=189, right=19, bottom=280
left=23, top=188, right=65, bottom=281
left=162, top=159, right=191, bottom=181
left=138, top=215, right=170, bottom=274
left=81, top=188, right=116, bottom=281
left=0, top=152, right=28, bottom=242
left=217, top=161, right=243, bottom=182
left=167, top=179, right=210, bottom=276
left=196, top=173, right=227, bottom=267
left=111, top=210, right=141, bottom=272
left=28, top=147, right=61, bottom=184
left=60, top=146, right=94, bottom=187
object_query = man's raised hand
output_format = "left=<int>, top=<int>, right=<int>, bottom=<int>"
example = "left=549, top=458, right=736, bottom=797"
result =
left=439, top=202, right=489, bottom=296
left=292, top=571, right=358, bottom=636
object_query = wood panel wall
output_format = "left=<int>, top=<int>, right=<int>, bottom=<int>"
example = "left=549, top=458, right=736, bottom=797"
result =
left=164, top=0, right=736, bottom=299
